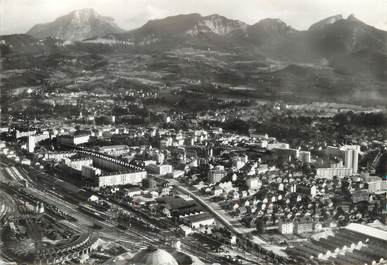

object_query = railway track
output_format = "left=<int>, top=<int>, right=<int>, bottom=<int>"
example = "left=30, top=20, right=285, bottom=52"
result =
left=5, top=163, right=253, bottom=264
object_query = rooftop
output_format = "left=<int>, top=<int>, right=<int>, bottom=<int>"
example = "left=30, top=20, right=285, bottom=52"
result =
left=183, top=212, right=214, bottom=223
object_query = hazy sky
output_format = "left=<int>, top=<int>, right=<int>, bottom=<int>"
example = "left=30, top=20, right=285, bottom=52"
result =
left=1, top=0, right=387, bottom=35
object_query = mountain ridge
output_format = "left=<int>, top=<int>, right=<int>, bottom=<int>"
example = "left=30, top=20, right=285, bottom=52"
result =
left=22, top=10, right=387, bottom=50
left=1, top=10, right=386, bottom=104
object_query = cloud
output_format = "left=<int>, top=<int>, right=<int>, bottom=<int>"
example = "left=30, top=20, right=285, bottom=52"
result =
left=0, top=0, right=386, bottom=34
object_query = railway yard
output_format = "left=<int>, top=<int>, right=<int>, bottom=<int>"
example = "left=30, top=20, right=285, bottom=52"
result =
left=0, top=155, right=257, bottom=265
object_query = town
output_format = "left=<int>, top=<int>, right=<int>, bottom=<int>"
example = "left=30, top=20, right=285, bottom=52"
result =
left=1, top=96, right=387, bottom=265
left=1, top=1, right=387, bottom=265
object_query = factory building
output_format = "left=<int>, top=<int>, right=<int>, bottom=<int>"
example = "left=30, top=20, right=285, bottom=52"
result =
left=316, top=167, right=353, bottom=179
left=62, top=157, right=93, bottom=172
left=57, top=134, right=90, bottom=145
left=146, top=164, right=173, bottom=176
left=97, top=171, right=147, bottom=187
left=98, top=145, right=130, bottom=157
left=81, top=165, right=102, bottom=178
left=63, top=149, right=147, bottom=188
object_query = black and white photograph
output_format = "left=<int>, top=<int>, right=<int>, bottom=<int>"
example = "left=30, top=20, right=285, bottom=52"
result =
left=0, top=0, right=387, bottom=264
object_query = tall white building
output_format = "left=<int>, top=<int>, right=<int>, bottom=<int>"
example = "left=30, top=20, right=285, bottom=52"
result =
left=344, top=146, right=360, bottom=174
left=325, top=145, right=360, bottom=175
left=27, top=136, right=35, bottom=153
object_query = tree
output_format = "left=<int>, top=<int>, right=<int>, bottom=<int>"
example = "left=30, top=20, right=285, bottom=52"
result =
left=223, top=119, right=250, bottom=135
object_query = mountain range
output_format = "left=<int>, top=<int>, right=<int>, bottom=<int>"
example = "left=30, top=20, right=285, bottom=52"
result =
left=14, top=9, right=385, bottom=67
left=1, top=9, right=386, bottom=104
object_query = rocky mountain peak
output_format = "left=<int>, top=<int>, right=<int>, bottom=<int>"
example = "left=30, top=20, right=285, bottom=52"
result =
left=309, top=14, right=344, bottom=31
left=26, top=8, right=124, bottom=41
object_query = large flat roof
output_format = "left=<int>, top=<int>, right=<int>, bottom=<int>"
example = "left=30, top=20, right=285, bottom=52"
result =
left=345, top=223, right=387, bottom=242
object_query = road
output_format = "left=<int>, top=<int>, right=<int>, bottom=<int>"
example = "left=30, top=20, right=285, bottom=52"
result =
left=168, top=179, right=287, bottom=257
left=175, top=184, right=246, bottom=236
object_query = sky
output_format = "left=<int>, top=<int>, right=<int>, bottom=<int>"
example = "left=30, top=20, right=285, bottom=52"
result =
left=0, top=0, right=387, bottom=35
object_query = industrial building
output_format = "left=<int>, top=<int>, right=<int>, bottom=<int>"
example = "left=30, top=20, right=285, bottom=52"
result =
left=61, top=148, right=147, bottom=188
left=146, top=164, right=173, bottom=176
left=57, top=133, right=90, bottom=145
left=316, top=167, right=353, bottom=179
left=286, top=223, right=387, bottom=265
